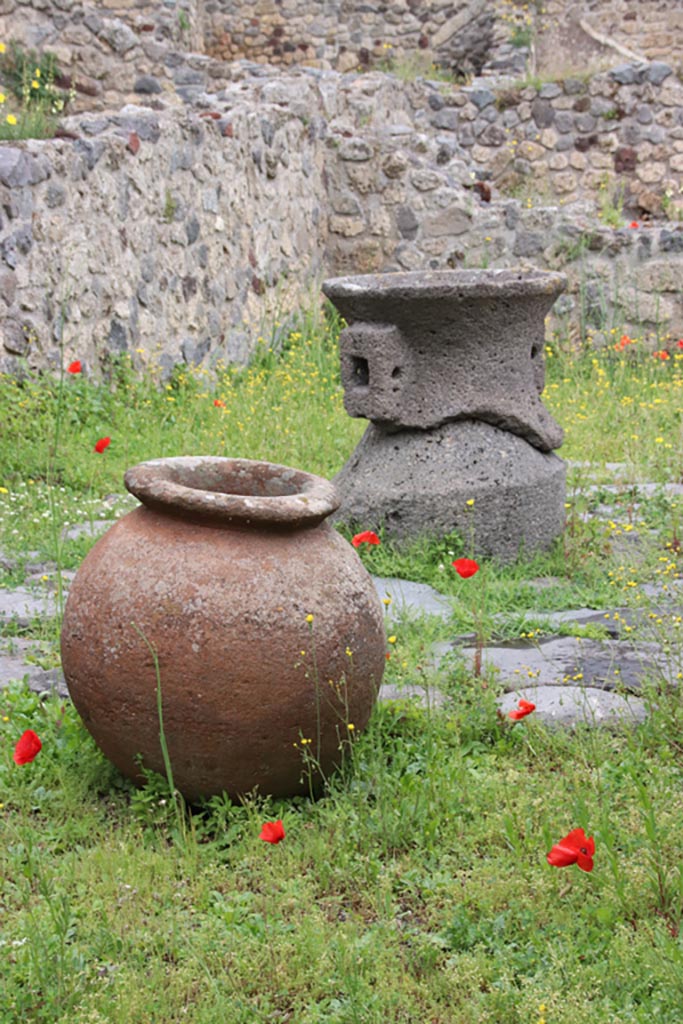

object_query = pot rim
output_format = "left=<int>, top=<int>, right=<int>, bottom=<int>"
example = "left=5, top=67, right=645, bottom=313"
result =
left=323, top=267, right=566, bottom=302
left=124, top=456, right=340, bottom=526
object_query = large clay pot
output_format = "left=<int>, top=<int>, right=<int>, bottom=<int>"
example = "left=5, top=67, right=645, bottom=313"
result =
left=61, top=457, right=386, bottom=802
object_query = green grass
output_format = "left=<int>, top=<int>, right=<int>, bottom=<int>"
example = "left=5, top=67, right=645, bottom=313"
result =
left=0, top=105, right=60, bottom=140
left=0, top=39, right=69, bottom=140
left=1, top=310, right=683, bottom=1021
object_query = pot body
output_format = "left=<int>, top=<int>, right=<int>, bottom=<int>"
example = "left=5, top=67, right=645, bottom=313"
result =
left=61, top=458, right=385, bottom=801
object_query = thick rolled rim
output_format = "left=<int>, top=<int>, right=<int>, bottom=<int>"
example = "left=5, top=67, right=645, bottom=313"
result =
left=323, top=267, right=567, bottom=301
left=124, top=456, right=340, bottom=525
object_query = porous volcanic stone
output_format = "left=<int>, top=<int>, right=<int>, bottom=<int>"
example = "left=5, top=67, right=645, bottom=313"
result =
left=323, top=269, right=565, bottom=453
left=334, top=420, right=566, bottom=563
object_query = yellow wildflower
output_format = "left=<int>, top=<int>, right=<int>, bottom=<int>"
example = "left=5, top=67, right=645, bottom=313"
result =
left=0, top=43, right=5, bottom=54
left=6, top=114, right=17, bottom=125
left=31, top=80, right=39, bottom=89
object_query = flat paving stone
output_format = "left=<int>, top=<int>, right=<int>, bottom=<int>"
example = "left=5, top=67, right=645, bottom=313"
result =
left=512, top=607, right=620, bottom=630
left=0, top=648, right=36, bottom=683
left=0, top=586, right=59, bottom=624
left=587, top=482, right=683, bottom=498
left=378, top=681, right=446, bottom=708
left=372, top=576, right=452, bottom=621
left=457, top=635, right=670, bottom=693
left=61, top=519, right=115, bottom=542
left=24, top=569, right=76, bottom=587
left=499, top=684, right=648, bottom=727
left=640, top=578, right=683, bottom=600
left=0, top=647, right=68, bottom=697
left=28, top=667, right=68, bottom=698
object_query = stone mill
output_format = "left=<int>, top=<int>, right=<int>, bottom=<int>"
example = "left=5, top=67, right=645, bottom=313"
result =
left=323, top=268, right=567, bottom=563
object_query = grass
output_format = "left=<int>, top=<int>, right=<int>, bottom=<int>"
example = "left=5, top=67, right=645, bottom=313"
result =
left=0, top=105, right=60, bottom=140
left=375, top=49, right=457, bottom=84
left=0, top=39, right=70, bottom=141
left=1, top=310, right=683, bottom=1021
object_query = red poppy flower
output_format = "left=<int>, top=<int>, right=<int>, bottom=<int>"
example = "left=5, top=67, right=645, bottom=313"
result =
left=508, top=698, right=536, bottom=720
left=653, top=350, right=670, bottom=361
left=546, top=827, right=595, bottom=872
left=629, top=221, right=639, bottom=229
left=259, top=819, right=285, bottom=844
left=94, top=437, right=111, bottom=453
left=352, top=531, right=380, bottom=548
left=213, top=399, right=226, bottom=408
left=13, top=729, right=42, bottom=765
left=452, top=558, right=479, bottom=578
left=67, top=360, right=82, bottom=374
left=677, top=340, right=683, bottom=350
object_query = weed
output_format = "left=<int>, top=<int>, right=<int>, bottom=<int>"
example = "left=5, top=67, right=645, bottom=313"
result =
left=661, top=188, right=683, bottom=222
left=509, top=24, right=533, bottom=48
left=376, top=49, right=456, bottom=84
left=597, top=174, right=625, bottom=228
left=163, top=189, right=178, bottom=223
left=0, top=40, right=72, bottom=140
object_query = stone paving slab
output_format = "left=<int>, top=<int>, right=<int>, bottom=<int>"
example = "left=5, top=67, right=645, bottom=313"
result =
left=0, top=645, right=37, bottom=684
left=0, top=546, right=678, bottom=731
left=378, top=681, right=447, bottom=708
left=0, top=650, right=68, bottom=698
left=372, top=576, right=452, bottom=621
left=0, top=586, right=60, bottom=625
left=30, top=668, right=68, bottom=698
left=452, top=636, right=670, bottom=693
left=505, top=607, right=622, bottom=634
left=587, top=482, right=683, bottom=498
left=61, top=520, right=116, bottom=542
left=499, top=684, right=648, bottom=727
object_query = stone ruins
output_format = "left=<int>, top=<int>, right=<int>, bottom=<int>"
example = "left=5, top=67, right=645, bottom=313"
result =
left=0, top=0, right=682, bottom=375
left=325, top=268, right=568, bottom=558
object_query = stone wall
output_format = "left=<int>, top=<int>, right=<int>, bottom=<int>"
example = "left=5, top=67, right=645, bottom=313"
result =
left=0, top=79, right=328, bottom=375
left=2, top=66, right=683, bottom=378
left=2, top=1, right=683, bottom=115
left=203, top=0, right=498, bottom=78
left=0, top=0, right=204, bottom=112
left=537, top=1, right=683, bottom=76
left=446, top=62, right=683, bottom=220
left=0, top=0, right=522, bottom=109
